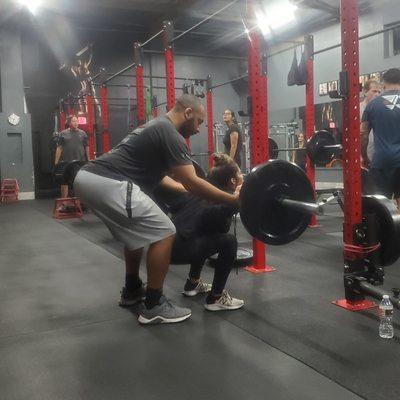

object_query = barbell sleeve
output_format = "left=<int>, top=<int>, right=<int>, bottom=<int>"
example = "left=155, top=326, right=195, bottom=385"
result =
left=276, top=144, right=342, bottom=152
left=279, top=198, right=324, bottom=215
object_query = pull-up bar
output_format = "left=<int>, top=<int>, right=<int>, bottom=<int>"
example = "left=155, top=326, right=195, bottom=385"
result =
left=263, top=21, right=400, bottom=60
left=209, top=73, right=248, bottom=90
left=140, top=29, right=165, bottom=47
left=102, top=25, right=167, bottom=85
left=314, top=22, right=400, bottom=55
left=143, top=49, right=246, bottom=61
left=103, top=62, right=135, bottom=84
left=105, top=72, right=206, bottom=81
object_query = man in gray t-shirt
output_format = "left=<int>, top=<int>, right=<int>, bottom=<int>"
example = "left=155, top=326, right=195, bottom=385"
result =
left=74, top=94, right=240, bottom=325
left=55, top=115, right=89, bottom=198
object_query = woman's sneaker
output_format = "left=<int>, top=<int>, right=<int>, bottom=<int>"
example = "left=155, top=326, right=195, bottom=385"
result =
left=182, top=279, right=212, bottom=297
left=204, top=290, right=244, bottom=311
left=118, top=286, right=146, bottom=307
left=138, top=296, right=191, bottom=324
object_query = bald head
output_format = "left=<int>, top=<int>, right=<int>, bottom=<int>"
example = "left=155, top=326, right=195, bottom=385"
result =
left=173, top=94, right=203, bottom=113
left=168, top=94, right=205, bottom=139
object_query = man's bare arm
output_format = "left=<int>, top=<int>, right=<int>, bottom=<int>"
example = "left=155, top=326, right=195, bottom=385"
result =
left=171, top=164, right=238, bottom=206
left=159, top=175, right=187, bottom=193
left=55, top=146, right=63, bottom=165
left=360, top=121, right=371, bottom=167
left=85, top=146, right=90, bottom=161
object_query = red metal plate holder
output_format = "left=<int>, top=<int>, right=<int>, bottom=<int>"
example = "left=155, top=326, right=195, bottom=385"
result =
left=332, top=299, right=377, bottom=311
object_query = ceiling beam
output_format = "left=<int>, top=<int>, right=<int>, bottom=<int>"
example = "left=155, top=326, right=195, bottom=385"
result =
left=293, top=0, right=339, bottom=18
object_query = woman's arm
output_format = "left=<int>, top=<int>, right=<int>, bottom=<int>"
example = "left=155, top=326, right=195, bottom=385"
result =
left=229, top=131, right=239, bottom=159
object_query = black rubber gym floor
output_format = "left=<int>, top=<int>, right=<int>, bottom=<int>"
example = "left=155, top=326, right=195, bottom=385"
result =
left=1, top=200, right=399, bottom=400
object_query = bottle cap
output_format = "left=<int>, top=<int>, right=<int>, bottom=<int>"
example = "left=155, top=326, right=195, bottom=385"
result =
left=383, top=295, right=389, bottom=299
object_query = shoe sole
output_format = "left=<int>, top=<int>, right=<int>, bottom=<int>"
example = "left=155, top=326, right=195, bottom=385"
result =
left=182, top=290, right=204, bottom=297
left=204, top=303, right=244, bottom=311
left=182, top=287, right=212, bottom=297
left=138, top=312, right=192, bottom=325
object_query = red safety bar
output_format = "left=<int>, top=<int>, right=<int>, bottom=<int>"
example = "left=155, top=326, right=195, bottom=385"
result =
left=165, top=47, right=175, bottom=112
left=244, top=1, right=275, bottom=273
left=206, top=88, right=214, bottom=168
left=341, top=0, right=362, bottom=245
left=60, top=111, right=66, bottom=130
left=99, top=86, right=111, bottom=153
left=332, top=0, right=377, bottom=311
left=136, top=65, right=145, bottom=126
left=85, top=94, right=95, bottom=159
left=305, top=36, right=319, bottom=228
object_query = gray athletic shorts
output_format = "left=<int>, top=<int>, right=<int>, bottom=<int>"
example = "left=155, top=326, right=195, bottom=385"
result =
left=74, top=170, right=176, bottom=250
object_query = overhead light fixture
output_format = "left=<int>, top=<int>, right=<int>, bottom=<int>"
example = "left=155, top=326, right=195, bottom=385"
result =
left=17, top=0, right=42, bottom=14
left=256, top=2, right=298, bottom=35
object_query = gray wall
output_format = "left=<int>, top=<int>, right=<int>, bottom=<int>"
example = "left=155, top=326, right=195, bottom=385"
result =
left=106, top=52, right=244, bottom=170
left=267, top=0, right=400, bottom=123
left=0, top=26, right=34, bottom=197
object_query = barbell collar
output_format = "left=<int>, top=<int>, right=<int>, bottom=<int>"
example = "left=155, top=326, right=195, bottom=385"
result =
left=279, top=198, right=324, bottom=215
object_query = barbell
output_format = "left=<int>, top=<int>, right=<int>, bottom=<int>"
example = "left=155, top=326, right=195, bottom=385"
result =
left=239, top=159, right=400, bottom=266
left=268, top=130, right=341, bottom=166
left=58, top=157, right=400, bottom=267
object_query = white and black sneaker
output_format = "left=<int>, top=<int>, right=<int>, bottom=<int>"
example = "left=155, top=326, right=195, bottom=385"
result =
left=138, top=296, right=192, bottom=325
left=182, top=279, right=212, bottom=297
left=204, top=290, right=244, bottom=311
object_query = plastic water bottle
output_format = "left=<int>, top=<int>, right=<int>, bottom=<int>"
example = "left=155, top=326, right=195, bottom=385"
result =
left=379, top=295, right=394, bottom=339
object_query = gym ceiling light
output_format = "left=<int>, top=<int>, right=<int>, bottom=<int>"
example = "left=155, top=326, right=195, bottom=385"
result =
left=17, top=0, right=42, bottom=14
left=256, top=1, right=298, bottom=34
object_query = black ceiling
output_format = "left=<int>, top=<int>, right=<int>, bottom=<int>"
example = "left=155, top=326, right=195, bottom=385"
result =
left=1, top=0, right=379, bottom=53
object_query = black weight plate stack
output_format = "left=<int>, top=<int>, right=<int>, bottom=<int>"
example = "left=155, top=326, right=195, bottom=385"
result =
left=306, top=130, right=336, bottom=166
left=362, top=195, right=400, bottom=266
left=208, top=247, right=253, bottom=268
left=240, top=159, right=315, bottom=245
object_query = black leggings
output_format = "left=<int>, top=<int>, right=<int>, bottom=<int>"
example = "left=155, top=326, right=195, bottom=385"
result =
left=171, top=233, right=238, bottom=295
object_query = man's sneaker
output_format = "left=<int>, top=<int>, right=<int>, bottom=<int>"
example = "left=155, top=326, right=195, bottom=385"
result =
left=182, top=279, right=212, bottom=297
left=118, top=286, right=146, bottom=307
left=204, top=290, right=244, bottom=311
left=138, top=296, right=191, bottom=325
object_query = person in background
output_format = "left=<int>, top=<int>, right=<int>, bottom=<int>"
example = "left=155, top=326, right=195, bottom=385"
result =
left=170, top=153, right=244, bottom=311
left=222, top=109, right=243, bottom=169
left=360, top=79, right=382, bottom=162
left=291, top=132, right=307, bottom=171
left=361, top=68, right=400, bottom=208
left=55, top=115, right=89, bottom=199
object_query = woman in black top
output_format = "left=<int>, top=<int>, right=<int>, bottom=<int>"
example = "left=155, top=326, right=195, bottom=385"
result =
left=170, top=153, right=245, bottom=311
left=222, top=109, right=243, bottom=168
left=292, top=132, right=307, bottom=171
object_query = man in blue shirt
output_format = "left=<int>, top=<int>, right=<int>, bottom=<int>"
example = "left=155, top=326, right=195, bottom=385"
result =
left=361, top=68, right=400, bottom=207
